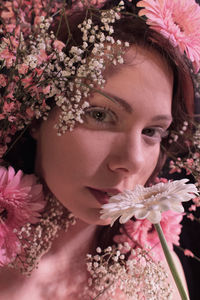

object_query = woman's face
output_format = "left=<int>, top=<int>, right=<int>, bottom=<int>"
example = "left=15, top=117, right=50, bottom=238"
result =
left=34, top=47, right=173, bottom=225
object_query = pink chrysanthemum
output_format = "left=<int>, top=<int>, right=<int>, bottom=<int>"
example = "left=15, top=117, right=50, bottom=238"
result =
left=114, top=210, right=182, bottom=261
left=137, top=0, right=200, bottom=72
left=0, top=166, right=45, bottom=266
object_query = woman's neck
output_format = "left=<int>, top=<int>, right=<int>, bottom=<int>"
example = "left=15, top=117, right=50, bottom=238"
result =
left=45, top=218, right=98, bottom=259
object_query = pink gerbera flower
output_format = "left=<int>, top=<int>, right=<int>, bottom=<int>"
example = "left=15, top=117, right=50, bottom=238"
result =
left=0, top=166, right=45, bottom=266
left=114, top=210, right=182, bottom=261
left=137, top=0, right=200, bottom=72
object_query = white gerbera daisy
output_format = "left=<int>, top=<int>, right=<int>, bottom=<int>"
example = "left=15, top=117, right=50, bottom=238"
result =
left=100, top=179, right=198, bottom=225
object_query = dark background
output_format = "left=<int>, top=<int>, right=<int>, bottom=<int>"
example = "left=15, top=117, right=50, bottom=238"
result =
left=168, top=2, right=200, bottom=297
left=165, top=13, right=200, bottom=295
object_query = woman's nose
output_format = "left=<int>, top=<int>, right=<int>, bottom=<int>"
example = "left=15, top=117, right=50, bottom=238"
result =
left=107, top=132, right=145, bottom=174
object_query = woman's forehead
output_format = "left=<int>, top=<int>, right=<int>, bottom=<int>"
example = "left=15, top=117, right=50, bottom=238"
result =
left=124, top=46, right=173, bottom=78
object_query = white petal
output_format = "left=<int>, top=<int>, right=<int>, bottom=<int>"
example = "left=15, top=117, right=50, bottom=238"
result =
left=170, top=203, right=184, bottom=213
left=119, top=211, right=135, bottom=224
left=158, top=200, right=171, bottom=211
left=147, top=210, right=161, bottom=224
left=134, top=208, right=149, bottom=220
left=100, top=210, right=120, bottom=220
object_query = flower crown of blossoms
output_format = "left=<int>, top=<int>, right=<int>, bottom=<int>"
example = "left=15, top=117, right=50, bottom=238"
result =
left=0, top=0, right=200, bottom=158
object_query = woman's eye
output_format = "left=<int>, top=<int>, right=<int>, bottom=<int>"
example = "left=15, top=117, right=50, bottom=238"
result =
left=89, top=110, right=107, bottom=122
left=84, top=106, right=117, bottom=126
left=142, top=127, right=168, bottom=142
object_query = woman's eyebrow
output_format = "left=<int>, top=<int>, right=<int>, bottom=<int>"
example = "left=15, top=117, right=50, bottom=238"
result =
left=96, top=90, right=172, bottom=122
left=103, top=93, right=173, bottom=122
left=99, top=91, right=133, bottom=113
left=151, top=115, right=173, bottom=122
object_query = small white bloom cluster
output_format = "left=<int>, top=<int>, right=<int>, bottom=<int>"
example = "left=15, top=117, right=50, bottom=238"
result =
left=168, top=121, right=189, bottom=143
left=84, top=244, right=173, bottom=299
left=193, top=123, right=200, bottom=150
left=169, top=124, right=200, bottom=189
left=9, top=193, right=76, bottom=275
left=54, top=2, right=129, bottom=134
left=0, top=1, right=130, bottom=154
left=193, top=69, right=200, bottom=98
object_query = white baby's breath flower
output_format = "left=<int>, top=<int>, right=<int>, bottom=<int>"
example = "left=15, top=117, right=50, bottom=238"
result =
left=100, top=179, right=198, bottom=225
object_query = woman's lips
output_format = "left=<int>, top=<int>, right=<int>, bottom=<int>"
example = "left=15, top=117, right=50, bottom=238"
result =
left=87, top=187, right=109, bottom=205
left=87, top=187, right=120, bottom=205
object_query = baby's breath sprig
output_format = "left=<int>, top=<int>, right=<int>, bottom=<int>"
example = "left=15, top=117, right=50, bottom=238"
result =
left=9, top=193, right=76, bottom=276
left=0, top=0, right=129, bottom=156
left=168, top=123, right=200, bottom=191
left=84, top=244, right=173, bottom=299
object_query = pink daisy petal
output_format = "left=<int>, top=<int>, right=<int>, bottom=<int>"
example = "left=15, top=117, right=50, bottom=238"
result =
left=0, top=167, right=8, bottom=187
left=114, top=210, right=183, bottom=261
left=0, top=166, right=46, bottom=266
left=184, top=249, right=194, bottom=258
left=137, top=0, right=200, bottom=72
left=0, top=224, right=21, bottom=266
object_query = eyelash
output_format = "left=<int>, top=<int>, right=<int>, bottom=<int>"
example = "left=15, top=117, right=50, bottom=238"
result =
left=84, top=106, right=169, bottom=141
left=142, top=127, right=168, bottom=143
left=84, top=106, right=118, bottom=127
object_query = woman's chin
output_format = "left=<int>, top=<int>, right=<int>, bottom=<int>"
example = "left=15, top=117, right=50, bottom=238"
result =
left=74, top=212, right=112, bottom=226
left=66, top=206, right=112, bottom=226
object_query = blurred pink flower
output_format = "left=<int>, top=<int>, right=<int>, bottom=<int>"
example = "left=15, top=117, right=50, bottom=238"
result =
left=3, top=101, right=15, bottom=113
left=0, top=48, right=16, bottom=68
left=154, top=177, right=168, bottom=184
left=184, top=249, right=194, bottom=258
left=25, top=107, right=35, bottom=118
left=0, top=74, right=7, bottom=87
left=43, top=85, right=51, bottom=95
left=18, top=63, right=29, bottom=75
left=37, top=49, right=49, bottom=65
left=0, top=166, right=45, bottom=266
left=114, top=210, right=183, bottom=261
left=187, top=213, right=194, bottom=221
left=193, top=197, right=200, bottom=207
left=137, top=0, right=200, bottom=72
left=0, top=2, right=15, bottom=19
left=74, top=0, right=106, bottom=9
left=53, top=40, right=65, bottom=52
left=189, top=204, right=196, bottom=212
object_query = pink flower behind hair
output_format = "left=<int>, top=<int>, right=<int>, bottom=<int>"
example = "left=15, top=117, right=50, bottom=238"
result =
left=137, top=0, right=200, bottom=72
left=114, top=210, right=183, bottom=261
left=0, top=166, right=46, bottom=266
left=74, top=0, right=106, bottom=9
left=18, top=63, right=29, bottom=75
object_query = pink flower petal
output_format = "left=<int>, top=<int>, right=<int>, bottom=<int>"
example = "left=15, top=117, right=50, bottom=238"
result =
left=114, top=210, right=183, bottom=261
left=0, top=166, right=46, bottom=266
left=184, top=249, right=194, bottom=258
left=137, top=0, right=200, bottom=72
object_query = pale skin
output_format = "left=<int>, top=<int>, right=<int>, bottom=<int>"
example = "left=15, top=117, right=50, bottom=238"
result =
left=0, top=47, right=189, bottom=299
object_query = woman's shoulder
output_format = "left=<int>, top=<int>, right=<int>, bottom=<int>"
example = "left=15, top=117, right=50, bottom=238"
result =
left=0, top=244, right=89, bottom=300
left=0, top=268, right=26, bottom=300
left=0, top=249, right=188, bottom=300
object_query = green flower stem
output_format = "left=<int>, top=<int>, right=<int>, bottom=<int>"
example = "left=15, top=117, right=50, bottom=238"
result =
left=154, top=223, right=189, bottom=300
